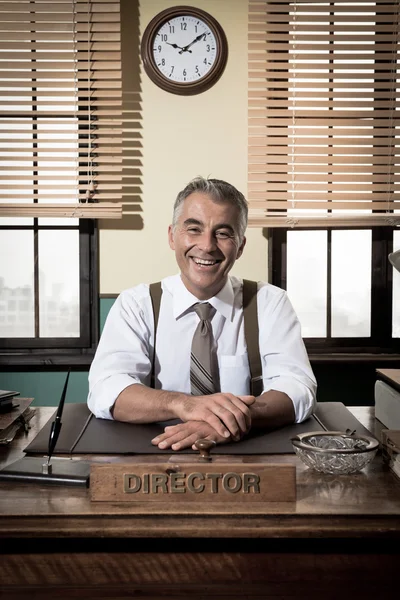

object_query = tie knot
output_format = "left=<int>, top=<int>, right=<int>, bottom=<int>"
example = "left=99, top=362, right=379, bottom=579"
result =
left=194, top=302, right=213, bottom=321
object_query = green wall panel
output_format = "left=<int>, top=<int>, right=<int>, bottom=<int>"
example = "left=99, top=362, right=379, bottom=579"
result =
left=100, top=297, right=115, bottom=331
left=0, top=370, right=89, bottom=408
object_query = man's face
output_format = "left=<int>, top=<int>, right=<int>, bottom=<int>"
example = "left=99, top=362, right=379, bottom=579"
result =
left=168, top=192, right=246, bottom=300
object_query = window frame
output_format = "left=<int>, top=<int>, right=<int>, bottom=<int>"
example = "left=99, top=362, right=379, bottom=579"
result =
left=269, top=226, right=400, bottom=357
left=0, top=219, right=99, bottom=367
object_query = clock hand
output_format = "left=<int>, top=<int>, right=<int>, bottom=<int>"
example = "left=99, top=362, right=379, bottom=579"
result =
left=166, top=42, right=188, bottom=51
left=179, top=33, right=206, bottom=54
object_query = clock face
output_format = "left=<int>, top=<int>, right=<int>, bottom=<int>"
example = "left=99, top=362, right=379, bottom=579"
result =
left=141, top=7, right=228, bottom=96
left=152, top=16, right=217, bottom=83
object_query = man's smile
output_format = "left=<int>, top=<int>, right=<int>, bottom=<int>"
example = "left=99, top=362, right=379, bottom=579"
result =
left=190, top=257, right=222, bottom=268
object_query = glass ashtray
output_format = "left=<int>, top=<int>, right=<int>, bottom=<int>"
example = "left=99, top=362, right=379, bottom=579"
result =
left=291, top=430, right=379, bottom=475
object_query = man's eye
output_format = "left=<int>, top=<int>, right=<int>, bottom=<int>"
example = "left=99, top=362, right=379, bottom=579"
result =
left=216, top=231, right=230, bottom=238
left=187, top=227, right=200, bottom=233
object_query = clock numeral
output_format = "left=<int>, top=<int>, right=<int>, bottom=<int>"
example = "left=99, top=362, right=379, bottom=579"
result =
left=195, top=65, right=200, bottom=74
left=161, top=59, right=165, bottom=66
left=206, top=45, right=210, bottom=52
left=181, top=22, right=187, bottom=30
left=161, top=34, right=168, bottom=41
left=169, top=66, right=174, bottom=76
left=158, top=45, right=161, bottom=52
left=169, top=25, right=175, bottom=33
left=203, top=58, right=208, bottom=65
left=183, top=69, right=187, bottom=76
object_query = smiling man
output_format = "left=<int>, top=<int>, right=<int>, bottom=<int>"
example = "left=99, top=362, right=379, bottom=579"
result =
left=87, top=177, right=317, bottom=450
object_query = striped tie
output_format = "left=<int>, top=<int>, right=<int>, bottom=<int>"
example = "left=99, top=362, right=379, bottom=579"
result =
left=190, top=302, right=219, bottom=396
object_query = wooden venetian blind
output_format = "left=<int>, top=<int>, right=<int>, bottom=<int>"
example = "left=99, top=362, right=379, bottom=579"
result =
left=248, top=0, right=400, bottom=227
left=0, top=0, right=137, bottom=219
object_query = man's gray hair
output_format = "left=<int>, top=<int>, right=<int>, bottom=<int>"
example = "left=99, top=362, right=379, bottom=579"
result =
left=172, top=176, right=248, bottom=242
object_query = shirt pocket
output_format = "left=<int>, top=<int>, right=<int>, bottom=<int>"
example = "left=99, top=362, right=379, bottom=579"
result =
left=219, top=353, right=251, bottom=396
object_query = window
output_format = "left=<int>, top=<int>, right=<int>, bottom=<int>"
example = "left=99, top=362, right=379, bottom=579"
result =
left=271, top=226, right=400, bottom=354
left=0, top=0, right=126, bottom=365
left=248, top=1, right=400, bottom=355
left=0, top=219, right=98, bottom=362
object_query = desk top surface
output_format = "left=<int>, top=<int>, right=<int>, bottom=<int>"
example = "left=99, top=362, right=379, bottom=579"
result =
left=0, top=405, right=400, bottom=539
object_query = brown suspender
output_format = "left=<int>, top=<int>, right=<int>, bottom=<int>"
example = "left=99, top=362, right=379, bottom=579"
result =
left=242, top=279, right=263, bottom=397
left=148, top=280, right=262, bottom=396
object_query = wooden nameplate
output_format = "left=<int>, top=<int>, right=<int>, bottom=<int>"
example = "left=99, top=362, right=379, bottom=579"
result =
left=90, top=441, right=296, bottom=503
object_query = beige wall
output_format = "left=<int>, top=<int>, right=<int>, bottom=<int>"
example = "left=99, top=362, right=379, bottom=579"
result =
left=99, top=0, right=267, bottom=294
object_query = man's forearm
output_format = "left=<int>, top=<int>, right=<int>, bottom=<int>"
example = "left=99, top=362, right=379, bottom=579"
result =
left=110, top=383, right=255, bottom=441
left=112, top=383, right=187, bottom=423
left=250, top=389, right=295, bottom=429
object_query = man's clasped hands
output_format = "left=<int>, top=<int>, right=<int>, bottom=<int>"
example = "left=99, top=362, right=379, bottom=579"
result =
left=151, top=393, right=256, bottom=451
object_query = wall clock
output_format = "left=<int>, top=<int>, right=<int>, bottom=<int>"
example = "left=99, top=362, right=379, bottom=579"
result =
left=141, top=6, right=228, bottom=96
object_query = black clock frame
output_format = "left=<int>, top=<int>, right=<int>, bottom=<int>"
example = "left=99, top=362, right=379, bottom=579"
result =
left=141, top=5, right=228, bottom=96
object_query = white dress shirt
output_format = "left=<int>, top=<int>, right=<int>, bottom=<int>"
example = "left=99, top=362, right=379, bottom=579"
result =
left=88, top=274, right=317, bottom=423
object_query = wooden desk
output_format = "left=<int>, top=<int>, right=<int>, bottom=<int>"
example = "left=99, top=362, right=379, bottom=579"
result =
left=0, top=406, right=399, bottom=599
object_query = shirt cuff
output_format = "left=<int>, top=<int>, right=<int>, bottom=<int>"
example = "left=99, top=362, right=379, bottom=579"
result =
left=88, top=374, right=142, bottom=420
left=262, top=376, right=316, bottom=423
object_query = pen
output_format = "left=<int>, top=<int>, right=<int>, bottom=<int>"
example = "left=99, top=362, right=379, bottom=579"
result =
left=44, top=368, right=70, bottom=473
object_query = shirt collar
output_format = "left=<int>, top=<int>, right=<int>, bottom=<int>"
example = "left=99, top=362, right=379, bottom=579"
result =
left=172, top=274, right=234, bottom=322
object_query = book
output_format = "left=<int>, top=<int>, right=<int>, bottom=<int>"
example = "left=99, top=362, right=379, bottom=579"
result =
left=0, top=389, right=19, bottom=400
left=375, top=381, right=400, bottom=430
left=381, top=430, right=400, bottom=479
left=0, top=398, right=35, bottom=445
left=0, top=389, right=20, bottom=413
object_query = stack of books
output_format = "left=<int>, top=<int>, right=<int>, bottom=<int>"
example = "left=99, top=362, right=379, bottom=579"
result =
left=382, top=430, right=400, bottom=479
left=0, top=392, right=35, bottom=445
